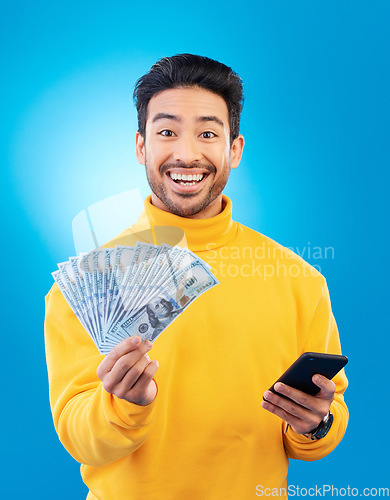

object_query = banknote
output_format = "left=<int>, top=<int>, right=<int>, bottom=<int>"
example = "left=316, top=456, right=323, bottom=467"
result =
left=116, top=260, right=219, bottom=343
left=52, top=243, right=219, bottom=354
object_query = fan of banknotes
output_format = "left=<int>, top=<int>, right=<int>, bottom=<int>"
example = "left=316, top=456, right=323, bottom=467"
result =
left=52, top=243, right=219, bottom=354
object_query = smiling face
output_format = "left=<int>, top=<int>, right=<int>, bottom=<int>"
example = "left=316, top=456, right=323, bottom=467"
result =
left=135, top=87, right=244, bottom=218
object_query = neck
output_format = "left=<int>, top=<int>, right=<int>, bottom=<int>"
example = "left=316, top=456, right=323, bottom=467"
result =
left=134, top=195, right=236, bottom=251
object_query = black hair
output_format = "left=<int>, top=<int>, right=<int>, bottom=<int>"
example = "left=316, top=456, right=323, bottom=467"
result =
left=133, top=53, right=244, bottom=144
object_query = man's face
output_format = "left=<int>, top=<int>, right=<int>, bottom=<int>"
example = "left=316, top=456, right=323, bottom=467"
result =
left=136, top=87, right=244, bottom=218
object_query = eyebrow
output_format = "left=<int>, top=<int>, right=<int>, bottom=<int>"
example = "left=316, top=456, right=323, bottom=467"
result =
left=152, top=113, right=225, bottom=128
left=152, top=113, right=179, bottom=123
left=197, top=115, right=224, bottom=128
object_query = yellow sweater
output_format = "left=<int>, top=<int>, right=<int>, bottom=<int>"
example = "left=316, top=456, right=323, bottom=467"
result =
left=44, top=195, right=348, bottom=499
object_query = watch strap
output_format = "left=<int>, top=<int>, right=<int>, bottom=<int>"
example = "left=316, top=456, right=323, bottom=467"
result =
left=303, top=410, right=333, bottom=441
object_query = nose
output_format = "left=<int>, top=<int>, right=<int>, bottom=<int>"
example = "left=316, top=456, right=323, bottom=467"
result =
left=172, top=133, right=202, bottom=164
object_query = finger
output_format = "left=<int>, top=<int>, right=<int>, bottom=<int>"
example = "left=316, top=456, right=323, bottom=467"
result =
left=261, top=400, right=315, bottom=432
left=263, top=390, right=312, bottom=421
left=271, top=383, right=330, bottom=419
left=272, top=383, right=321, bottom=411
left=264, top=391, right=321, bottom=424
left=273, top=381, right=333, bottom=413
left=261, top=399, right=321, bottom=435
left=129, top=360, right=159, bottom=400
left=111, top=353, right=152, bottom=400
left=103, top=341, right=153, bottom=389
left=312, top=374, right=336, bottom=398
left=97, top=336, right=142, bottom=378
left=110, top=341, right=152, bottom=380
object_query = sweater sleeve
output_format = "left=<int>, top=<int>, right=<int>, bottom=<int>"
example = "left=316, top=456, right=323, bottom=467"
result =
left=283, top=278, right=349, bottom=461
left=44, top=284, right=157, bottom=467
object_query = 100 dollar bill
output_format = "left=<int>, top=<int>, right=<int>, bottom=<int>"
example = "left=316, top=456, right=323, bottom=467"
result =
left=116, top=260, right=219, bottom=342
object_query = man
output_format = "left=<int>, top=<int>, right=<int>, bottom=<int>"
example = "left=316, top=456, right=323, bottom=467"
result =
left=45, top=54, right=348, bottom=499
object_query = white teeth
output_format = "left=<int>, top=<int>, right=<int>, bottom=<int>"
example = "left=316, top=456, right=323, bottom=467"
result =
left=169, top=172, right=205, bottom=182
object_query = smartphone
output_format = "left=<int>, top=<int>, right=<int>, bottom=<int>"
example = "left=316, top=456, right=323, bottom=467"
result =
left=267, top=352, right=348, bottom=399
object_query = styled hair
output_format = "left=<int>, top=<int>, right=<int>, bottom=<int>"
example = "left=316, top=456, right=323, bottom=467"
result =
left=133, top=53, right=244, bottom=144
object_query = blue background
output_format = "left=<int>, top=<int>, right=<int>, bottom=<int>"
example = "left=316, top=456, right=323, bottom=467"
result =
left=2, top=0, right=389, bottom=497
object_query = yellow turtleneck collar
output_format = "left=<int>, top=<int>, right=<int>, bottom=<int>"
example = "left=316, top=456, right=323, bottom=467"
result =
left=129, top=195, right=237, bottom=252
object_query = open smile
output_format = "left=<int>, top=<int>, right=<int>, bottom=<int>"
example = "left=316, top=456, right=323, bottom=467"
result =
left=165, top=169, right=211, bottom=192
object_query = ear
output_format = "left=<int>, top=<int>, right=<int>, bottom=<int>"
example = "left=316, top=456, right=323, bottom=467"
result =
left=230, top=134, right=245, bottom=170
left=135, top=131, right=146, bottom=165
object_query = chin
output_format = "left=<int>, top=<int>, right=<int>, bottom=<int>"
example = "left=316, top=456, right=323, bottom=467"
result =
left=168, top=194, right=219, bottom=218
left=161, top=198, right=205, bottom=218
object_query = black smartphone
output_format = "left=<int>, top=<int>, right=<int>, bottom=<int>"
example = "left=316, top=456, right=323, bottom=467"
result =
left=267, top=352, right=348, bottom=399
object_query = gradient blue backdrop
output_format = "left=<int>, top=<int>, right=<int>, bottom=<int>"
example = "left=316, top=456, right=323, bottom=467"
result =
left=2, top=1, right=389, bottom=497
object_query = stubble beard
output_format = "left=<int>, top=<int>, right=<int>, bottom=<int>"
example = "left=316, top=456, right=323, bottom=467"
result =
left=144, top=155, right=232, bottom=218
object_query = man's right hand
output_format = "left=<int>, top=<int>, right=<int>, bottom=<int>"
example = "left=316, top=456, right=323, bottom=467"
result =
left=97, top=336, right=158, bottom=406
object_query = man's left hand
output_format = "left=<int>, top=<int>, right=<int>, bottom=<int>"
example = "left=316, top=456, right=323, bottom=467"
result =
left=261, top=374, right=335, bottom=435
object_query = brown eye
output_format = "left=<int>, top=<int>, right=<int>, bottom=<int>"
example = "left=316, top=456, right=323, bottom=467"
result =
left=201, top=131, right=215, bottom=139
left=159, top=130, right=174, bottom=137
